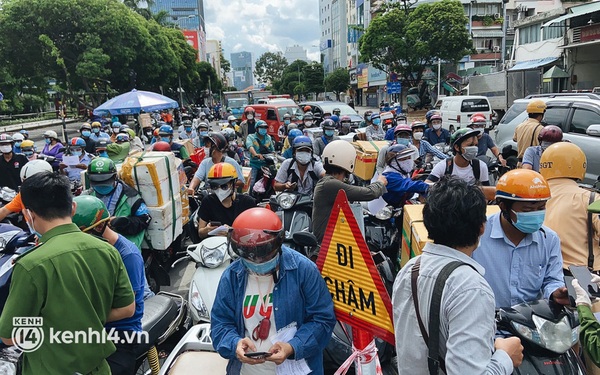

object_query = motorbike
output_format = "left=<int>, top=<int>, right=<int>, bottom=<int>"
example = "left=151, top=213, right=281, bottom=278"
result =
left=269, top=191, right=313, bottom=247
left=251, top=154, right=278, bottom=202
left=135, top=292, right=190, bottom=375
left=0, top=188, right=26, bottom=231
left=495, top=299, right=585, bottom=374
left=362, top=204, right=402, bottom=277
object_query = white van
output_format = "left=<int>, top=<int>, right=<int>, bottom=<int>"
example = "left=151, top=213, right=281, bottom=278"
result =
left=439, top=96, right=493, bottom=132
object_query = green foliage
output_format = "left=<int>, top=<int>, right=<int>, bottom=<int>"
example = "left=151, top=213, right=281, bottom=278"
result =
left=324, top=68, right=350, bottom=101
left=273, top=60, right=307, bottom=96
left=254, top=52, right=288, bottom=85
left=482, top=15, right=494, bottom=26
left=304, top=62, right=325, bottom=98
left=359, top=0, right=471, bottom=85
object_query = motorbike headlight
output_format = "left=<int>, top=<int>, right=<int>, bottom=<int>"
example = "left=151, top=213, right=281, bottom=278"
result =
left=375, top=206, right=393, bottom=220
left=532, top=315, right=577, bottom=353
left=0, top=231, right=20, bottom=252
left=200, top=242, right=228, bottom=268
left=277, top=193, right=297, bottom=210
left=190, top=280, right=210, bottom=321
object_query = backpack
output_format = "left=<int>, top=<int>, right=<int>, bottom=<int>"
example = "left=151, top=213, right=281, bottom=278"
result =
left=287, top=160, right=319, bottom=186
left=444, top=157, right=481, bottom=181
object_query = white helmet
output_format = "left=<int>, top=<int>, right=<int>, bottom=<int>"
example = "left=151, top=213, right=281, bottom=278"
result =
left=227, top=115, right=237, bottom=122
left=322, top=140, right=356, bottom=173
left=44, top=130, right=58, bottom=139
left=20, top=160, right=53, bottom=181
left=11, top=133, right=24, bottom=142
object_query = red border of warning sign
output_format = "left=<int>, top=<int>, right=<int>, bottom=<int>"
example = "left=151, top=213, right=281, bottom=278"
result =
left=316, top=190, right=395, bottom=344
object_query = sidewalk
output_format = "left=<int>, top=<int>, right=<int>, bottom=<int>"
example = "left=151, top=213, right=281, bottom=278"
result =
left=0, top=118, right=79, bottom=133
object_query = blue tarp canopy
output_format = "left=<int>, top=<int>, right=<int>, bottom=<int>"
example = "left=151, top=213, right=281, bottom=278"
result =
left=508, top=57, right=559, bottom=71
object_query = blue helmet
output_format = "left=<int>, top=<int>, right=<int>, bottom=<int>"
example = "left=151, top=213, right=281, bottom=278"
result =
left=112, top=121, right=122, bottom=128
left=425, top=110, right=441, bottom=123
left=330, top=115, right=340, bottom=123
left=288, top=128, right=302, bottom=141
left=158, top=125, right=174, bottom=135
left=293, top=135, right=313, bottom=150
left=19, top=129, right=29, bottom=137
left=386, top=144, right=418, bottom=164
left=370, top=113, right=381, bottom=121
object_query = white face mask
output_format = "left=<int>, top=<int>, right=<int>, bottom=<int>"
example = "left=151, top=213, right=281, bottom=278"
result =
left=433, top=124, right=442, bottom=130
left=399, top=159, right=415, bottom=173
left=304, top=121, right=313, bottom=127
left=0, top=145, right=12, bottom=154
left=295, top=151, right=312, bottom=165
left=215, top=188, right=232, bottom=202
left=413, top=132, right=423, bottom=140
left=246, top=114, right=254, bottom=120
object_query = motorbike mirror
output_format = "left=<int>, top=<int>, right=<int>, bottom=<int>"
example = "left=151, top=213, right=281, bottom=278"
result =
left=58, top=147, right=66, bottom=153
left=292, top=232, right=318, bottom=248
left=186, top=245, right=203, bottom=263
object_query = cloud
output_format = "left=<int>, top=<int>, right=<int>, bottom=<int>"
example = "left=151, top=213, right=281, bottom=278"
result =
left=205, top=0, right=320, bottom=63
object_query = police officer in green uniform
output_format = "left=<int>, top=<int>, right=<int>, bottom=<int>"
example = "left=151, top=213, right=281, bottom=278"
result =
left=0, top=171, right=135, bottom=375
left=84, top=157, right=151, bottom=249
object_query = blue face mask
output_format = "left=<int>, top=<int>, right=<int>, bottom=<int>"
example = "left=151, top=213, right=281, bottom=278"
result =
left=45, top=138, right=51, bottom=144
left=81, top=131, right=91, bottom=137
left=92, top=128, right=100, bottom=134
left=511, top=209, right=546, bottom=234
left=72, top=151, right=82, bottom=157
left=185, top=127, right=192, bottom=132
left=258, top=128, right=268, bottom=136
left=396, top=138, right=410, bottom=146
left=200, top=131, right=208, bottom=137
left=98, top=151, right=108, bottom=158
left=284, top=120, right=291, bottom=125
left=161, top=137, right=171, bottom=143
left=373, top=119, right=381, bottom=126
left=325, top=129, right=335, bottom=137
left=93, top=184, right=115, bottom=196
left=241, top=253, right=280, bottom=275
left=25, top=210, right=42, bottom=239
left=15, top=142, right=21, bottom=148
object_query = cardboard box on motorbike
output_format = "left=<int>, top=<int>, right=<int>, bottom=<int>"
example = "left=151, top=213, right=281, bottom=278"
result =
left=173, top=139, right=194, bottom=159
left=352, top=141, right=389, bottom=181
left=400, top=204, right=501, bottom=268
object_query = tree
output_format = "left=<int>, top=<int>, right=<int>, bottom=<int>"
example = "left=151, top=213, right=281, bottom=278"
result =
left=304, top=62, right=325, bottom=99
left=254, top=52, right=288, bottom=85
left=273, top=60, right=308, bottom=97
left=324, top=68, right=350, bottom=101
left=359, top=0, right=471, bottom=87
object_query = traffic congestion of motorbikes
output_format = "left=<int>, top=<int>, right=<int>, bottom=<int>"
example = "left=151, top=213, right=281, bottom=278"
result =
left=0, top=95, right=599, bottom=375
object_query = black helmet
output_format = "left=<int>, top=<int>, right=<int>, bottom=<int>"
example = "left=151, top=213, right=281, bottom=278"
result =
left=204, top=132, right=228, bottom=152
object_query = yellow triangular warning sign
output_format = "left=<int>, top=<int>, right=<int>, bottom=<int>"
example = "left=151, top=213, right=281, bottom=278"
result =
left=316, top=190, right=394, bottom=344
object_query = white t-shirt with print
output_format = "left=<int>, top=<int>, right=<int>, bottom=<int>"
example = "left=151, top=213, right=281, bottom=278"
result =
left=429, top=159, right=489, bottom=185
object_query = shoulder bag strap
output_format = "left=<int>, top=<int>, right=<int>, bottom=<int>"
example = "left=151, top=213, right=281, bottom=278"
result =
left=411, top=257, right=429, bottom=344
left=589, top=192, right=596, bottom=270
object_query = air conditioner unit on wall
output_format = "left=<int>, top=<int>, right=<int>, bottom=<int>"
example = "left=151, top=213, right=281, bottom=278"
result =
left=493, top=46, right=500, bottom=52
left=494, top=13, right=501, bottom=18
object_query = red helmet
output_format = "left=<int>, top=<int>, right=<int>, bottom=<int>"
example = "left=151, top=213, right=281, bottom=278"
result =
left=394, top=124, right=412, bottom=134
left=471, top=112, right=486, bottom=119
left=430, top=114, right=442, bottom=122
left=303, top=105, right=312, bottom=112
left=244, top=106, right=255, bottom=114
left=538, top=125, right=563, bottom=143
left=468, top=115, right=487, bottom=127
left=152, top=141, right=172, bottom=152
left=228, top=208, right=284, bottom=261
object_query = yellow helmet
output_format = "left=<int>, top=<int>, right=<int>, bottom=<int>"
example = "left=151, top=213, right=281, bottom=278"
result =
left=207, top=162, right=237, bottom=186
left=20, top=140, right=35, bottom=149
left=539, top=142, right=586, bottom=181
left=526, top=99, right=547, bottom=114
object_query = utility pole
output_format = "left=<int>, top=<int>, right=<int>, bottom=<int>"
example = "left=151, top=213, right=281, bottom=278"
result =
left=178, top=75, right=183, bottom=108
left=437, top=58, right=441, bottom=99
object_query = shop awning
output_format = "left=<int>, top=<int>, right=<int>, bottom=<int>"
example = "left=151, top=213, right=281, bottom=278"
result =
left=472, top=30, right=505, bottom=38
left=543, top=1, right=600, bottom=28
left=508, top=57, right=559, bottom=71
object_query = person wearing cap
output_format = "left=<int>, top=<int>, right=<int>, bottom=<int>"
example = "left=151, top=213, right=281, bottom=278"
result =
left=210, top=207, right=336, bottom=374
left=513, top=99, right=547, bottom=162
left=126, top=128, right=144, bottom=154
left=59, top=137, right=93, bottom=183
left=79, top=123, right=97, bottom=154
left=107, top=133, right=131, bottom=163
left=20, top=140, right=37, bottom=161
left=410, top=121, right=448, bottom=162
left=246, top=120, right=274, bottom=192
left=95, top=138, right=111, bottom=158
left=423, top=114, right=450, bottom=145
left=41, top=130, right=64, bottom=169
left=0, top=134, right=29, bottom=191
left=472, top=169, right=568, bottom=308
left=275, top=136, right=325, bottom=195
left=365, top=114, right=385, bottom=141
left=467, top=115, right=507, bottom=167
left=178, top=119, right=197, bottom=141
left=90, top=121, right=110, bottom=142
left=521, top=125, right=562, bottom=172
left=11, top=132, right=24, bottom=154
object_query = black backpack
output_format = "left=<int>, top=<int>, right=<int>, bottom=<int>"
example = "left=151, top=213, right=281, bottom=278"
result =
left=444, top=157, right=480, bottom=181
left=287, top=160, right=319, bottom=185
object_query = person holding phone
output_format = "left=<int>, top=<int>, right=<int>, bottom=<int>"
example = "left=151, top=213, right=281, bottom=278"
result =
left=197, top=163, right=256, bottom=239
left=211, top=208, right=336, bottom=374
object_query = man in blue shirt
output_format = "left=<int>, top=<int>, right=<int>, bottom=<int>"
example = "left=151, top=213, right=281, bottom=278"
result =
left=72, top=195, right=149, bottom=375
left=424, top=114, right=451, bottom=145
left=473, top=169, right=568, bottom=308
left=381, top=144, right=428, bottom=208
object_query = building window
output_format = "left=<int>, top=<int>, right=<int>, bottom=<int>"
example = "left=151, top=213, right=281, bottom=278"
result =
left=543, top=20, right=565, bottom=40
left=519, top=23, right=541, bottom=44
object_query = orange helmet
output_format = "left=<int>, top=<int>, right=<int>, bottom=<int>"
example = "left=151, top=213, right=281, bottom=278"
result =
left=207, top=162, right=238, bottom=186
left=152, top=141, right=172, bottom=152
left=539, top=142, right=586, bottom=181
left=495, top=169, right=551, bottom=201
left=303, top=105, right=312, bottom=112
left=228, top=207, right=284, bottom=261
left=153, top=128, right=160, bottom=137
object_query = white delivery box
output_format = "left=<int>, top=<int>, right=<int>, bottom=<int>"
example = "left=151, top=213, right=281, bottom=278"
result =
left=142, top=218, right=183, bottom=251
left=147, top=194, right=183, bottom=231
left=120, top=151, right=181, bottom=207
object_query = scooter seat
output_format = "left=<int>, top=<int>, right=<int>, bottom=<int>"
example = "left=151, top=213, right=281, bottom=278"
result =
left=166, top=351, right=228, bottom=375
left=138, top=294, right=179, bottom=352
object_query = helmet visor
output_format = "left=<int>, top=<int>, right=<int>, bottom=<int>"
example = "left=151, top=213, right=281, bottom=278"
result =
left=228, top=228, right=283, bottom=262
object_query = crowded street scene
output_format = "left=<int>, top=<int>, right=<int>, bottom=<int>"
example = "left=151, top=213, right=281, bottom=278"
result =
left=1, top=0, right=600, bottom=374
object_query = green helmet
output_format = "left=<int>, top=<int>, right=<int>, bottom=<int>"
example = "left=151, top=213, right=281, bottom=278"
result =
left=450, top=128, right=480, bottom=149
left=88, top=157, right=117, bottom=182
left=72, top=195, right=110, bottom=232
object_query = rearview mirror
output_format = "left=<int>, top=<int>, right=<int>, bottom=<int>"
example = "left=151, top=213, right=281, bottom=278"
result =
left=586, top=124, right=600, bottom=137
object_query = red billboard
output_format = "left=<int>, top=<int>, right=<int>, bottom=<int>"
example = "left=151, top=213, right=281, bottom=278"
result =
left=182, top=30, right=200, bottom=61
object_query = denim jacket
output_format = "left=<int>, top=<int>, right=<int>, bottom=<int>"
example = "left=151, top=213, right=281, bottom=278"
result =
left=210, top=247, right=336, bottom=374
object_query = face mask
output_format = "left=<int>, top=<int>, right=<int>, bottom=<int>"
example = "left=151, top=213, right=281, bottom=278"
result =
left=215, top=187, right=232, bottom=202
left=185, top=127, right=192, bottom=132
left=0, top=145, right=12, bottom=154
left=433, top=124, right=442, bottom=130
left=200, top=131, right=208, bottom=137
left=45, top=138, right=51, bottom=145
left=541, top=141, right=553, bottom=151
left=92, top=128, right=100, bottom=134
left=145, top=131, right=153, bottom=138
left=112, top=128, right=120, bottom=134
left=229, top=122, right=236, bottom=127
left=15, top=142, right=22, bottom=148
left=98, top=151, right=108, bottom=158
left=93, top=184, right=115, bottom=196
left=247, top=114, right=254, bottom=120
left=284, top=120, right=291, bottom=125
left=461, top=145, right=478, bottom=161
left=72, top=151, right=82, bottom=157
left=258, top=128, right=268, bottom=136
left=304, top=121, right=313, bottom=127
left=161, top=137, right=171, bottom=143
left=241, top=253, right=280, bottom=275
left=399, top=159, right=414, bottom=173
left=295, top=151, right=312, bottom=165
left=25, top=209, right=42, bottom=239
left=396, top=138, right=410, bottom=146
left=511, top=209, right=546, bottom=234
left=413, top=132, right=423, bottom=140
left=372, top=119, right=381, bottom=126
left=81, top=131, right=91, bottom=137
left=325, top=129, right=335, bottom=137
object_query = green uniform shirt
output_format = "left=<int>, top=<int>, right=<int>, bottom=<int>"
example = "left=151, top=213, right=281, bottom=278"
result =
left=0, top=223, right=134, bottom=375
left=578, top=304, right=600, bottom=367
left=107, top=142, right=131, bottom=163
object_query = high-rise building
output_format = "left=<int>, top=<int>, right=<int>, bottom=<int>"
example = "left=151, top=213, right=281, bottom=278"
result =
left=150, top=0, right=207, bottom=61
left=206, top=40, right=222, bottom=75
left=230, top=52, right=253, bottom=90
left=284, top=45, right=309, bottom=63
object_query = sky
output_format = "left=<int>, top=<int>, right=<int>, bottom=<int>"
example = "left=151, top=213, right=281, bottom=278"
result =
left=204, top=0, right=321, bottom=63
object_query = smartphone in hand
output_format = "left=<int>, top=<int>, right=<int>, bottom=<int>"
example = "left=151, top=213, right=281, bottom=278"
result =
left=569, top=265, right=600, bottom=297
left=244, top=352, right=272, bottom=359
left=209, top=221, right=222, bottom=227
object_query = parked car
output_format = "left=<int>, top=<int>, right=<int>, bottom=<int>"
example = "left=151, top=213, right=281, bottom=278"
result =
left=300, top=101, right=363, bottom=128
left=495, top=97, right=600, bottom=184
left=438, top=95, right=493, bottom=132
left=241, top=103, right=304, bottom=141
